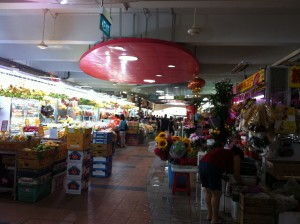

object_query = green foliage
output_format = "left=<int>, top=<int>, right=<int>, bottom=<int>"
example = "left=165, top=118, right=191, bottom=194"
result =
left=48, top=93, right=68, bottom=99
left=210, top=79, right=234, bottom=120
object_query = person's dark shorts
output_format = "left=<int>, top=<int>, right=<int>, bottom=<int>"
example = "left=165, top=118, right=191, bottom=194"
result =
left=199, top=161, right=222, bottom=191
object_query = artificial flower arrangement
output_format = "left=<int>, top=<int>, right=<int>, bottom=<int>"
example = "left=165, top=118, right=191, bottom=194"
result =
left=183, top=124, right=196, bottom=137
left=153, top=131, right=198, bottom=165
left=189, top=133, right=204, bottom=151
left=208, top=128, right=222, bottom=147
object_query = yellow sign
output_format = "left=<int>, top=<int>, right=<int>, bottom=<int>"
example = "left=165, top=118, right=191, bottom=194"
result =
left=237, top=69, right=265, bottom=93
left=25, top=119, right=29, bottom=126
left=289, top=66, right=300, bottom=88
left=38, top=126, right=44, bottom=137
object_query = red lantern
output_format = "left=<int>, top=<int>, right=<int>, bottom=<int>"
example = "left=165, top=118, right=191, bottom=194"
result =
left=188, top=77, right=205, bottom=94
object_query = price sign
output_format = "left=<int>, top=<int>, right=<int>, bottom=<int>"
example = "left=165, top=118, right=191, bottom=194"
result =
left=38, top=126, right=44, bottom=137
left=1, top=120, right=8, bottom=132
left=25, top=119, right=29, bottom=126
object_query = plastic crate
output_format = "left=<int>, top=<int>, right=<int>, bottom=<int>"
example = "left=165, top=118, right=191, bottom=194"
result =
left=18, top=167, right=53, bottom=178
left=51, top=171, right=66, bottom=193
left=18, top=181, right=51, bottom=202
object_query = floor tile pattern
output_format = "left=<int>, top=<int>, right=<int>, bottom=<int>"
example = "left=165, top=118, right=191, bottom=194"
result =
left=0, top=144, right=234, bottom=224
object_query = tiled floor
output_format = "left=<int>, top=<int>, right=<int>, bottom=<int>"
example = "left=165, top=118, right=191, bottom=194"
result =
left=0, top=143, right=235, bottom=224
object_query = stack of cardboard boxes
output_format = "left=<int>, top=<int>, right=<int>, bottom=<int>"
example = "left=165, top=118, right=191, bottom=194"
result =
left=91, top=131, right=113, bottom=178
left=66, top=128, right=92, bottom=194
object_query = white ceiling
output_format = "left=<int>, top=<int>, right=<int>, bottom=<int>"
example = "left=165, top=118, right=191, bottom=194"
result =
left=1, top=0, right=300, bottom=103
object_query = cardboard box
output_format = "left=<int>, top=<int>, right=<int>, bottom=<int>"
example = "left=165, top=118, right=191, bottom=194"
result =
left=92, top=144, right=112, bottom=157
left=67, top=150, right=91, bottom=164
left=92, top=156, right=112, bottom=163
left=67, top=162, right=90, bottom=180
left=67, top=132, right=91, bottom=150
left=92, top=132, right=112, bottom=143
left=92, top=162, right=112, bottom=170
left=92, top=143, right=112, bottom=151
left=67, top=127, right=92, bottom=134
left=91, top=169, right=112, bottom=178
left=92, top=139, right=112, bottom=144
left=66, top=178, right=89, bottom=195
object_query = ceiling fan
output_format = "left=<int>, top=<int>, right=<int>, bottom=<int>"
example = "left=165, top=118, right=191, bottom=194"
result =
left=187, top=8, right=201, bottom=35
left=37, top=9, right=48, bottom=50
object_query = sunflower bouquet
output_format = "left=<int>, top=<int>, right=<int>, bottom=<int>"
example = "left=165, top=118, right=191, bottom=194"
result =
left=153, top=131, right=197, bottom=165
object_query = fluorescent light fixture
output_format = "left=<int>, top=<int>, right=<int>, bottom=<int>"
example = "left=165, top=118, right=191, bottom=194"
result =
left=156, top=74, right=163, bottom=77
left=174, top=86, right=179, bottom=89
left=58, top=0, right=68, bottom=4
left=156, top=90, right=164, bottom=93
left=112, top=83, right=117, bottom=86
left=168, top=65, right=176, bottom=68
left=122, top=91, right=127, bottom=94
left=158, top=95, right=174, bottom=100
left=143, top=79, right=155, bottom=83
left=119, top=56, right=138, bottom=61
left=231, top=61, right=249, bottom=74
left=254, top=94, right=264, bottom=100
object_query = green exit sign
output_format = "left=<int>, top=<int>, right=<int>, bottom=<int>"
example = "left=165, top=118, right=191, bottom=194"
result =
left=99, top=14, right=111, bottom=38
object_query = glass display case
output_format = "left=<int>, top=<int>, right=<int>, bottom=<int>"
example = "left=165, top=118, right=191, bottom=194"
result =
left=75, top=105, right=98, bottom=122
left=10, top=98, right=41, bottom=132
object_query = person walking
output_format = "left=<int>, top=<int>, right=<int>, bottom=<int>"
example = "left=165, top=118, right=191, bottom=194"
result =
left=168, top=116, right=175, bottom=136
left=199, top=146, right=244, bottom=224
left=118, top=114, right=127, bottom=148
left=160, top=114, right=169, bottom=132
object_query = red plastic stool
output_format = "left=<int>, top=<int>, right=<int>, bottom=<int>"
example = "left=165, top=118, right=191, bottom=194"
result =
left=172, top=172, right=191, bottom=195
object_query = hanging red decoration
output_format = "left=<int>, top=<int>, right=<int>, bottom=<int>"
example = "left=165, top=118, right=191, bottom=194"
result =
left=188, top=77, right=206, bottom=94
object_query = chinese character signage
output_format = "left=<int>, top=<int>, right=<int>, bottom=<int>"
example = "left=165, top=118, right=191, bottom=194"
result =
left=237, top=69, right=265, bottom=93
left=289, top=66, right=300, bottom=88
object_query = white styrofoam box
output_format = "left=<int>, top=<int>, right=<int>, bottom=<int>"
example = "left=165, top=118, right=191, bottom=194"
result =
left=92, top=163, right=112, bottom=170
left=66, top=178, right=89, bottom=195
left=231, top=199, right=239, bottom=221
left=67, top=163, right=90, bottom=180
left=92, top=169, right=111, bottom=178
left=278, top=212, right=300, bottom=224
left=67, top=150, right=90, bottom=164
left=92, top=156, right=112, bottom=163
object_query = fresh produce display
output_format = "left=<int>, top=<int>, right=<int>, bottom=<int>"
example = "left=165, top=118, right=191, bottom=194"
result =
left=80, top=110, right=94, bottom=116
left=0, top=133, right=28, bottom=142
left=23, top=126, right=39, bottom=132
left=0, top=85, right=45, bottom=100
left=33, top=141, right=59, bottom=151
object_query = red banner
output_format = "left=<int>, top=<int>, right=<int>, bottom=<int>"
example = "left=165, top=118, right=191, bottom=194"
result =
left=186, top=105, right=196, bottom=123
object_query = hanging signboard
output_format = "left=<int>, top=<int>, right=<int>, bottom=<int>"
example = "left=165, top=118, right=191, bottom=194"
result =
left=289, top=66, right=300, bottom=88
left=237, top=69, right=265, bottom=93
left=99, top=7, right=112, bottom=38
